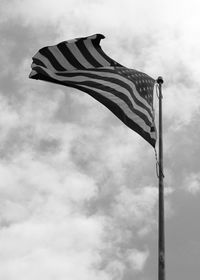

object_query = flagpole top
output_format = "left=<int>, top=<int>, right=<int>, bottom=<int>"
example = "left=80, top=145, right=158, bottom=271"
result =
left=157, top=76, right=164, bottom=84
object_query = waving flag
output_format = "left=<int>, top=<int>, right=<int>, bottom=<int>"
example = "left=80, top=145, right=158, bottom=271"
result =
left=29, top=34, right=156, bottom=147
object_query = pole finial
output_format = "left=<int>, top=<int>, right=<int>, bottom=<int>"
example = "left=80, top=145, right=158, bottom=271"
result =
left=157, top=76, right=164, bottom=84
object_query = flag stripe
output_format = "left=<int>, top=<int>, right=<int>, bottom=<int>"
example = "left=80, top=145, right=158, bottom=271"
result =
left=91, top=38, right=123, bottom=67
left=76, top=40, right=103, bottom=68
left=39, top=48, right=66, bottom=71
left=66, top=43, right=94, bottom=69
left=74, top=82, right=153, bottom=128
left=47, top=71, right=154, bottom=124
left=83, top=39, right=110, bottom=67
left=32, top=58, right=46, bottom=68
left=82, top=68, right=154, bottom=112
left=92, top=40, right=115, bottom=65
left=48, top=46, right=76, bottom=71
left=79, top=84, right=154, bottom=134
left=68, top=80, right=152, bottom=127
left=57, top=43, right=85, bottom=69
left=72, top=84, right=156, bottom=146
left=34, top=52, right=56, bottom=71
left=55, top=69, right=154, bottom=117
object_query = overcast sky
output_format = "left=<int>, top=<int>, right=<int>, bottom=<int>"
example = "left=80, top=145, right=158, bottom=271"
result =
left=0, top=0, right=200, bottom=279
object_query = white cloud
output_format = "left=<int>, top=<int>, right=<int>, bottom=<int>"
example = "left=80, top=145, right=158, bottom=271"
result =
left=105, top=260, right=125, bottom=279
left=126, top=248, right=149, bottom=271
left=0, top=219, right=108, bottom=280
left=0, top=95, right=20, bottom=142
left=0, top=151, right=110, bottom=279
left=184, top=173, right=200, bottom=195
left=113, top=185, right=158, bottom=228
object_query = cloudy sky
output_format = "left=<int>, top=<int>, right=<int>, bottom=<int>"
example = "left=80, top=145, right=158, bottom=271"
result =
left=1, top=0, right=200, bottom=279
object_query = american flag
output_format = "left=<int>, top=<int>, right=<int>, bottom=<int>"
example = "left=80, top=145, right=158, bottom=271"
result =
left=29, top=34, right=156, bottom=147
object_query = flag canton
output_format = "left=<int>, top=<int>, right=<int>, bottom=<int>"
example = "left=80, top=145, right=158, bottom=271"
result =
left=116, top=68, right=155, bottom=106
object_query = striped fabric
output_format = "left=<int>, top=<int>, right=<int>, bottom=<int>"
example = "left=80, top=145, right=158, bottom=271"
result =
left=29, top=34, right=156, bottom=147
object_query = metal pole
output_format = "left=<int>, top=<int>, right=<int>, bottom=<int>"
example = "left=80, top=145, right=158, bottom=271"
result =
left=157, top=76, right=165, bottom=280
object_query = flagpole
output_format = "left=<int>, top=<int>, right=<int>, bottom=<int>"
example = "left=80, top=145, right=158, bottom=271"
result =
left=157, top=76, right=165, bottom=280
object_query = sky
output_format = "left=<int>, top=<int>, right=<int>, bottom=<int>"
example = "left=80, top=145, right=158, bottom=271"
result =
left=0, top=0, right=200, bottom=279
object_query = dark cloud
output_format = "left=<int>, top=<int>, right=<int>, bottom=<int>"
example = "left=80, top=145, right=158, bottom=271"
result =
left=0, top=19, right=59, bottom=98
left=35, top=138, right=61, bottom=154
left=165, top=111, right=200, bottom=186
left=166, top=191, right=200, bottom=280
